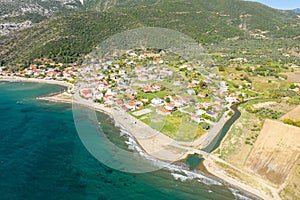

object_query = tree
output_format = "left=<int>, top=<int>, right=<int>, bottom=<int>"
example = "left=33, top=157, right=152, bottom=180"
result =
left=290, top=84, right=296, bottom=89
left=235, top=66, right=243, bottom=71
left=200, top=122, right=210, bottom=130
left=94, top=98, right=104, bottom=104
left=218, top=66, right=225, bottom=72
left=166, top=97, right=171, bottom=103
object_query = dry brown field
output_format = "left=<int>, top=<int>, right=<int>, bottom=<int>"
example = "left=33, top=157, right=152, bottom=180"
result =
left=245, top=119, right=300, bottom=185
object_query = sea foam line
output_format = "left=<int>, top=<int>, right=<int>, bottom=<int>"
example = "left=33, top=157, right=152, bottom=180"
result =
left=108, top=119, right=255, bottom=200
left=115, top=121, right=223, bottom=186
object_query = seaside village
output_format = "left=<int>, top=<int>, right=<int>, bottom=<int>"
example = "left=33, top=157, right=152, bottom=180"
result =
left=76, top=50, right=240, bottom=128
left=0, top=50, right=244, bottom=129
left=0, top=63, right=80, bottom=83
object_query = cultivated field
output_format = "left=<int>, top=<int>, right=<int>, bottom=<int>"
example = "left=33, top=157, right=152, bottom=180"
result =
left=280, top=158, right=300, bottom=200
left=213, top=100, right=300, bottom=199
left=281, top=105, right=300, bottom=121
left=282, top=71, right=300, bottom=83
left=213, top=107, right=262, bottom=167
left=245, top=119, right=300, bottom=185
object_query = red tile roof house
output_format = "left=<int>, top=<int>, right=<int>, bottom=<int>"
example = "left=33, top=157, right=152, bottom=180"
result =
left=29, top=65, right=37, bottom=70
left=0, top=71, right=9, bottom=76
left=138, top=75, right=149, bottom=81
left=15, top=71, right=24, bottom=76
left=191, top=114, right=201, bottom=124
left=128, top=94, right=136, bottom=101
left=164, top=103, right=176, bottom=112
left=198, top=92, right=208, bottom=98
left=80, top=89, right=93, bottom=99
left=197, top=102, right=210, bottom=109
left=152, top=84, right=161, bottom=91
left=33, top=69, right=44, bottom=76
left=125, top=101, right=137, bottom=111
left=213, top=105, right=224, bottom=111
left=143, top=86, right=154, bottom=93
left=188, top=83, right=196, bottom=88
left=159, top=71, right=173, bottom=78
left=45, top=71, right=57, bottom=78
left=104, top=98, right=114, bottom=105
left=143, top=84, right=161, bottom=93
left=103, top=94, right=113, bottom=101
left=172, top=98, right=184, bottom=107
left=116, top=99, right=123, bottom=106
left=225, top=93, right=237, bottom=103
left=25, top=69, right=34, bottom=75
left=197, top=104, right=206, bottom=109
left=62, top=71, right=72, bottom=78
left=149, top=74, right=159, bottom=80
left=110, top=74, right=118, bottom=80
left=181, top=97, right=191, bottom=105
left=156, top=107, right=172, bottom=116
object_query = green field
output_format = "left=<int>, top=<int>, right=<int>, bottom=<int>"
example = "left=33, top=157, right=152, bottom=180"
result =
left=137, top=90, right=172, bottom=100
left=135, top=110, right=206, bottom=142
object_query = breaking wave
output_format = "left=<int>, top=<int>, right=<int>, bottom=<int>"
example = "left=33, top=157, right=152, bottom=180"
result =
left=113, top=116, right=258, bottom=200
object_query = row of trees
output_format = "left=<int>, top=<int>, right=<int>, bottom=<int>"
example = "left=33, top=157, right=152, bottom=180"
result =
left=283, top=118, right=300, bottom=128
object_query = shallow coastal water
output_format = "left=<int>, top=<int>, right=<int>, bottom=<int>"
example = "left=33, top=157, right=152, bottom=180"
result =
left=0, top=82, right=253, bottom=200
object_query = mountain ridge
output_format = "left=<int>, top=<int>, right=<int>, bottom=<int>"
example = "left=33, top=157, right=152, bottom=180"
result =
left=293, top=8, right=300, bottom=14
left=0, top=0, right=299, bottom=66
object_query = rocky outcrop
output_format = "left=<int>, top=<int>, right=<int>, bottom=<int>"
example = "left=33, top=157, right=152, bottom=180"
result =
left=0, top=21, right=33, bottom=36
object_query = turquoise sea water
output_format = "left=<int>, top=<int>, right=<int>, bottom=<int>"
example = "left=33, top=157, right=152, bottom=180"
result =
left=0, top=82, right=254, bottom=200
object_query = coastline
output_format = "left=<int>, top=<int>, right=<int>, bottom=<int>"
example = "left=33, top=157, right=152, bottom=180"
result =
left=39, top=89, right=230, bottom=162
left=39, top=91, right=271, bottom=200
left=0, top=76, right=74, bottom=91
left=202, top=103, right=281, bottom=200
left=1, top=77, right=266, bottom=200
left=203, top=157, right=279, bottom=200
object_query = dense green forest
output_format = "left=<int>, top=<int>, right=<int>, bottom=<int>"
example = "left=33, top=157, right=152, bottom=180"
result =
left=0, top=0, right=299, bottom=67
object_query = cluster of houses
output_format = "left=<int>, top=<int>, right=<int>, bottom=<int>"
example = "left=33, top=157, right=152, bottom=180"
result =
left=0, top=64, right=80, bottom=82
left=0, top=49, right=244, bottom=128
left=152, top=95, right=189, bottom=115
left=142, top=83, right=162, bottom=93
left=135, top=65, right=174, bottom=81
left=78, top=51, right=174, bottom=107
left=75, top=50, right=245, bottom=126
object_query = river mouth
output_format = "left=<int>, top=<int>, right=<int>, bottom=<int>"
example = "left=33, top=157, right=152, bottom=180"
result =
left=2, top=81, right=245, bottom=200
left=1, top=81, right=258, bottom=199
left=184, top=103, right=242, bottom=169
left=204, top=103, right=242, bottom=153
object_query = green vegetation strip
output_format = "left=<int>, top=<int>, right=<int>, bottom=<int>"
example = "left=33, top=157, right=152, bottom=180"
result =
left=283, top=119, right=300, bottom=128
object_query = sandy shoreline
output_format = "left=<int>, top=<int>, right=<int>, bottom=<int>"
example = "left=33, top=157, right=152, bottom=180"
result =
left=1, top=77, right=267, bottom=200
left=203, top=157, right=279, bottom=200
left=0, top=76, right=74, bottom=90
left=38, top=90, right=224, bottom=162
left=37, top=87, right=268, bottom=200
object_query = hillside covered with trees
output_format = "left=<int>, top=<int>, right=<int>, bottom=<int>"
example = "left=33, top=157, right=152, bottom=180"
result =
left=0, top=0, right=299, bottom=67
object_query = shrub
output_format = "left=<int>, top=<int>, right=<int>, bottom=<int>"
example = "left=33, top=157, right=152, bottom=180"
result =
left=283, top=118, right=300, bottom=128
